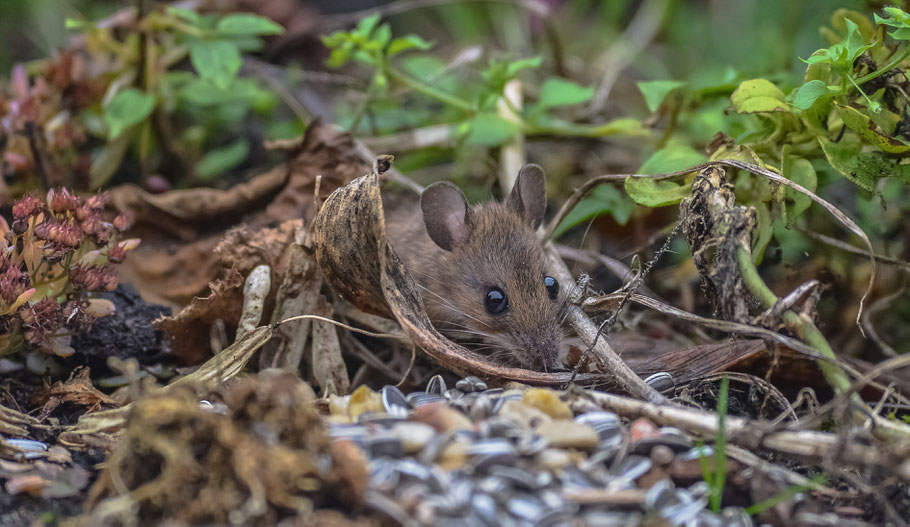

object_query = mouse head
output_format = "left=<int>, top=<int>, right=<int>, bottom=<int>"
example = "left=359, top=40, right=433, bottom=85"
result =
left=419, top=164, right=565, bottom=371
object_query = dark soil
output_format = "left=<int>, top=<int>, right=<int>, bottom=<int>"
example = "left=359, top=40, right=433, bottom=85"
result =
left=71, top=283, right=172, bottom=368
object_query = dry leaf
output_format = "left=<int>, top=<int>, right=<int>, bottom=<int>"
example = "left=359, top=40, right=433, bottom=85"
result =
left=110, top=122, right=367, bottom=311
left=33, top=367, right=116, bottom=421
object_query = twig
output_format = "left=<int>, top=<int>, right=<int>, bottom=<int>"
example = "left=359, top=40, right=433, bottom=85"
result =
left=360, top=124, right=452, bottom=153
left=279, top=314, right=408, bottom=341
left=570, top=223, right=681, bottom=381
left=584, top=293, right=828, bottom=362
left=797, top=227, right=910, bottom=271
left=397, top=344, right=418, bottom=388
left=544, top=246, right=666, bottom=403
left=574, top=389, right=910, bottom=482
left=736, top=246, right=851, bottom=394
left=555, top=244, right=661, bottom=299
left=324, top=0, right=550, bottom=26
left=342, top=333, right=405, bottom=381
left=351, top=134, right=425, bottom=194
left=861, top=285, right=905, bottom=358
left=584, top=0, right=669, bottom=117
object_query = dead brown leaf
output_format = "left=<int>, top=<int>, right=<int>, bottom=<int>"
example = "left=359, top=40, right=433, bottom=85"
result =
left=111, top=122, right=367, bottom=312
left=32, top=367, right=116, bottom=421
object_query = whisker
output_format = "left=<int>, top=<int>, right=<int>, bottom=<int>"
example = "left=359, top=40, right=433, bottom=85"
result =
left=415, top=283, right=492, bottom=329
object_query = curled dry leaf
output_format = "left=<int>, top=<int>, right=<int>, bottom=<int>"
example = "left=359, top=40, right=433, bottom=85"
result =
left=313, top=168, right=598, bottom=386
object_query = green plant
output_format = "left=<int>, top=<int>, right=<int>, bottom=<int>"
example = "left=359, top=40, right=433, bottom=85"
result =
left=68, top=6, right=287, bottom=187
left=549, top=7, right=910, bottom=276
left=697, top=375, right=730, bottom=513
left=320, top=13, right=645, bottom=147
left=0, top=189, right=138, bottom=357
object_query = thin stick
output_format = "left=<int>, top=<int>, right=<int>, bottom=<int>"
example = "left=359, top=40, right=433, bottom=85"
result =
left=279, top=314, right=408, bottom=341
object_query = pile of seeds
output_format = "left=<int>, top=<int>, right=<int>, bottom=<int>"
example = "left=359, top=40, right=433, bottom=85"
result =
left=328, top=376, right=756, bottom=526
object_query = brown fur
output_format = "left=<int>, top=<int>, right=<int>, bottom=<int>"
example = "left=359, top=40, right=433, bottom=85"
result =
left=384, top=168, right=565, bottom=371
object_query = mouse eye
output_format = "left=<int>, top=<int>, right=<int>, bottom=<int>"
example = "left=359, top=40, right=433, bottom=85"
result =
left=544, top=276, right=559, bottom=300
left=484, top=287, right=508, bottom=315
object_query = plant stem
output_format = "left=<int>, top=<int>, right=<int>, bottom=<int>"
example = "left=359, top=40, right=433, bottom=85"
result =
left=384, top=66, right=474, bottom=112
left=854, top=46, right=910, bottom=86
left=735, top=246, right=851, bottom=393
left=710, top=375, right=729, bottom=513
left=526, top=119, right=642, bottom=138
left=846, top=73, right=879, bottom=110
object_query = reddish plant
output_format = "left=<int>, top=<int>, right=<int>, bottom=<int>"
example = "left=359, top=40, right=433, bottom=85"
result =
left=0, top=188, right=139, bottom=357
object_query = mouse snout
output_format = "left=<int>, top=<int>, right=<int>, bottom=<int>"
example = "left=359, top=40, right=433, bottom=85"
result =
left=510, top=326, right=564, bottom=372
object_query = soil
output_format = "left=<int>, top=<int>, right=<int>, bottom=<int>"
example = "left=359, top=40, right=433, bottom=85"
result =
left=71, top=283, right=172, bottom=368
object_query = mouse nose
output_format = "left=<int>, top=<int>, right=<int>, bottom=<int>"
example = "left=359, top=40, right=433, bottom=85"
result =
left=517, top=329, right=563, bottom=371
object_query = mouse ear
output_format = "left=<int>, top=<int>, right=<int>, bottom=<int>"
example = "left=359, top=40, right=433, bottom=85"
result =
left=506, top=163, right=547, bottom=228
left=421, top=182, right=472, bottom=251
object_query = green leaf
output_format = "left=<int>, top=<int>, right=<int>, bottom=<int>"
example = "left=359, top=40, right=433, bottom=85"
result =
left=781, top=157, right=817, bottom=226
left=637, top=80, right=687, bottom=113
left=216, top=13, right=284, bottom=36
left=189, top=40, right=242, bottom=90
left=877, top=7, right=910, bottom=26
left=538, top=77, right=595, bottom=108
left=802, top=48, right=838, bottom=66
left=834, top=102, right=910, bottom=153
left=506, top=56, right=542, bottom=77
left=793, top=80, right=836, bottom=110
left=552, top=184, right=633, bottom=238
left=480, top=57, right=541, bottom=93
left=639, top=143, right=708, bottom=174
left=196, top=139, right=250, bottom=180
left=372, top=24, right=392, bottom=49
left=804, top=19, right=875, bottom=70
left=167, top=6, right=202, bottom=25
left=843, top=19, right=874, bottom=63
left=889, top=27, right=910, bottom=40
left=355, top=13, right=381, bottom=39
left=325, top=40, right=354, bottom=68
left=103, top=88, right=156, bottom=140
left=625, top=177, right=691, bottom=207
left=320, top=31, right=347, bottom=49
left=818, top=137, right=910, bottom=191
left=731, top=79, right=788, bottom=114
left=594, top=118, right=648, bottom=136
left=465, top=113, right=519, bottom=146
left=388, top=34, right=434, bottom=56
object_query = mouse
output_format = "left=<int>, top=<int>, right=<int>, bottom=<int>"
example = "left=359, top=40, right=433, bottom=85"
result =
left=383, top=164, right=566, bottom=371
